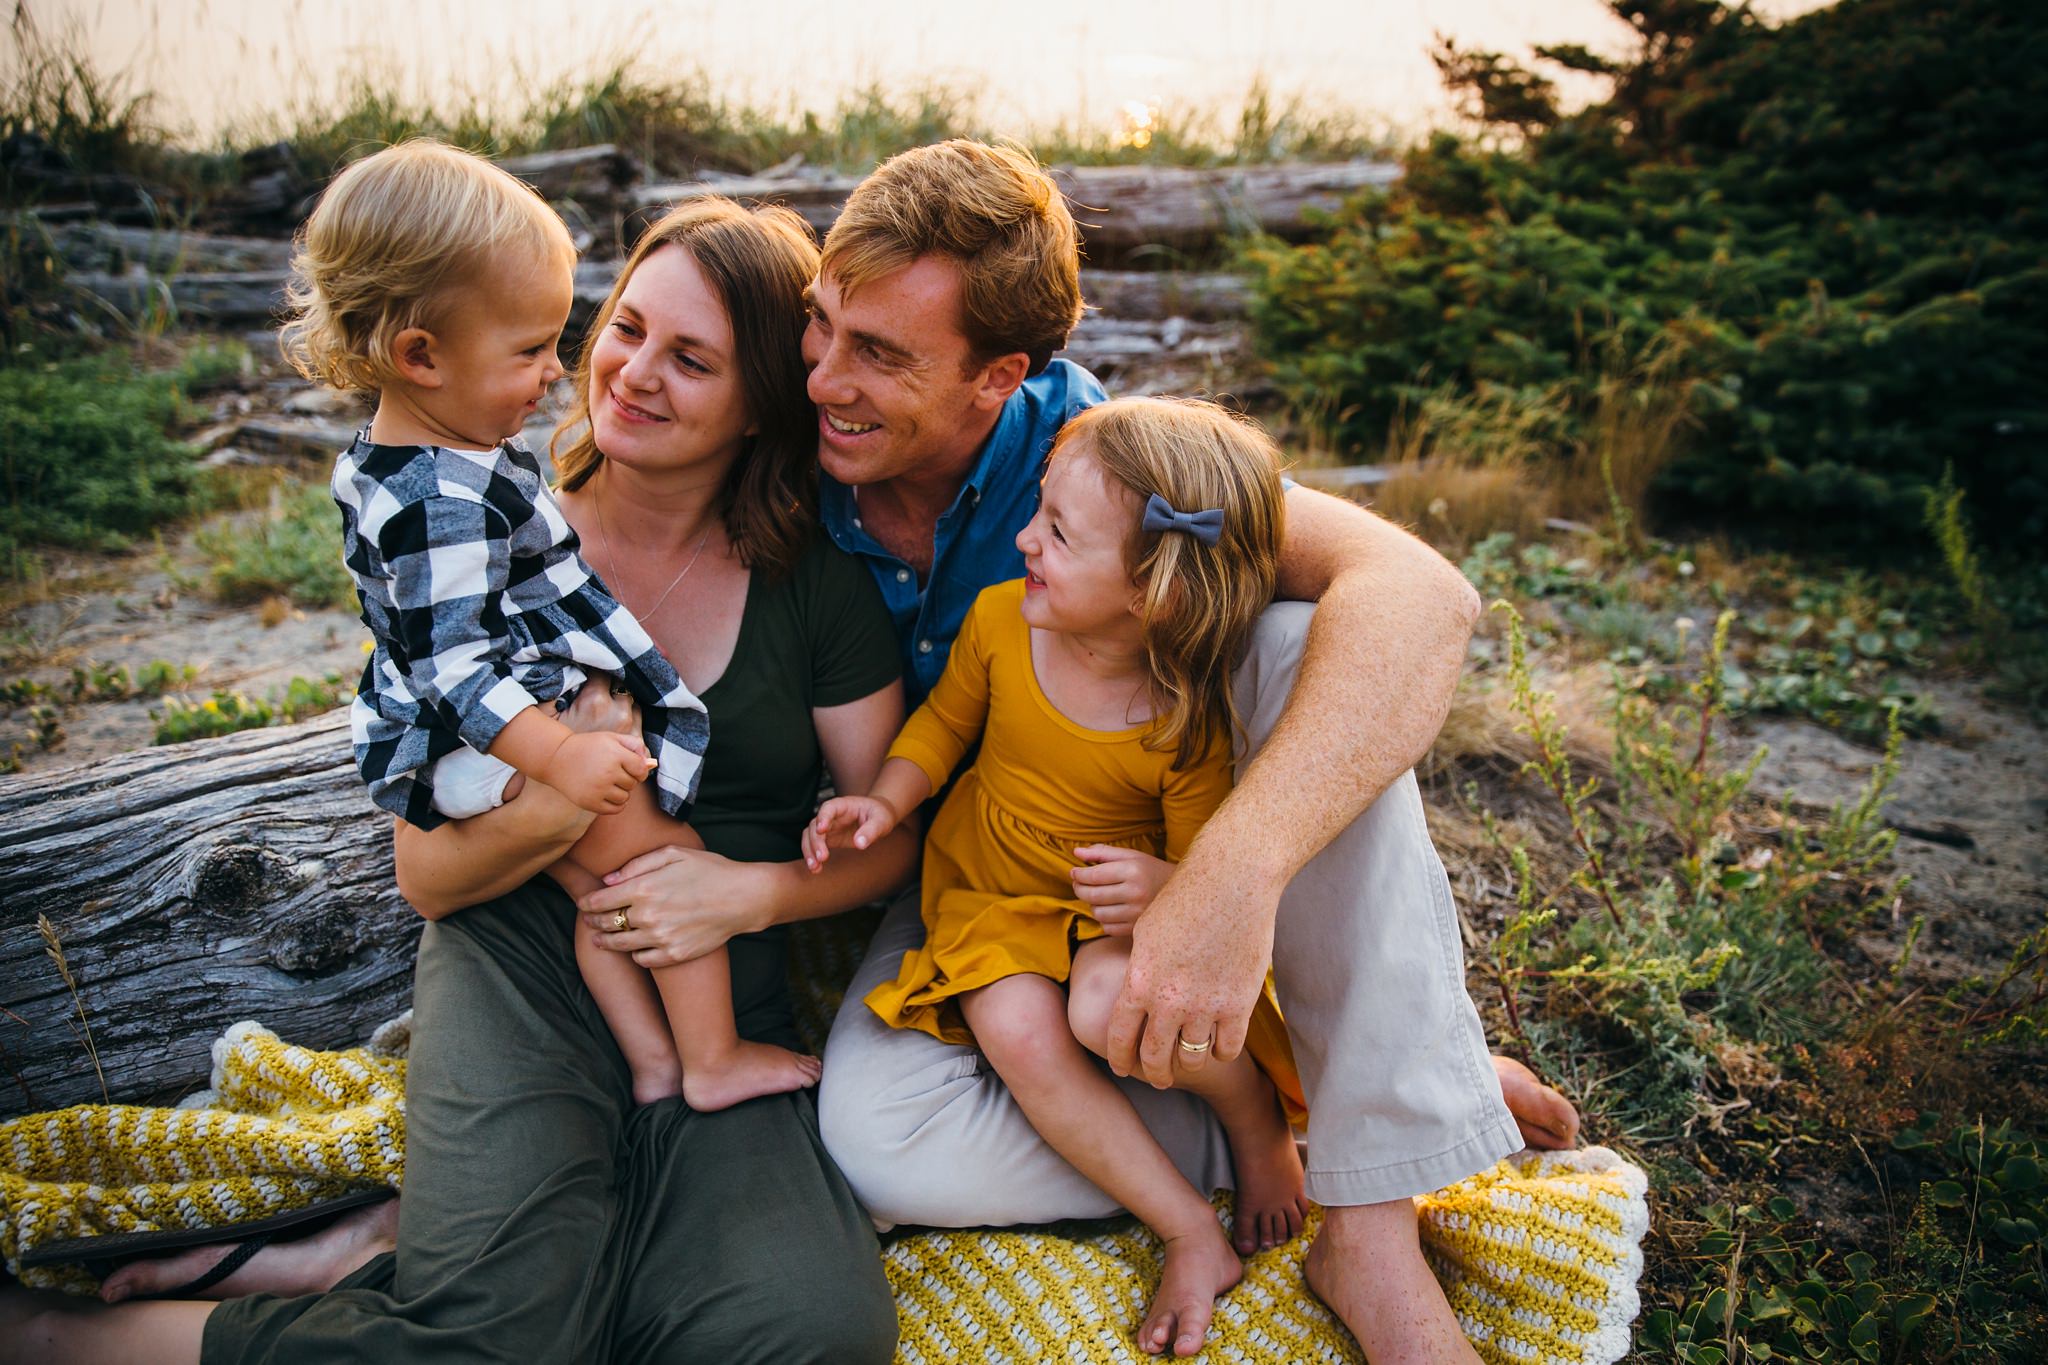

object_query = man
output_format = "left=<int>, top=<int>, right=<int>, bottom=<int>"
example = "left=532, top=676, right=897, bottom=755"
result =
left=807, top=139, right=1579, bottom=1360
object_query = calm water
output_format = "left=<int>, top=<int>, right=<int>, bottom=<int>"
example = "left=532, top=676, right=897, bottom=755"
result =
left=47, top=0, right=1830, bottom=144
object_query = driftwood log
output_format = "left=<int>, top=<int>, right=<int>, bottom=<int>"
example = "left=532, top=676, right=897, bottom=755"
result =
left=633, top=159, right=1399, bottom=261
left=0, top=710, right=410, bottom=1117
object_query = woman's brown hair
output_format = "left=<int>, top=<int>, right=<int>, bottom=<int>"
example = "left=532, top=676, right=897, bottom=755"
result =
left=1054, top=397, right=1286, bottom=769
left=553, top=198, right=820, bottom=579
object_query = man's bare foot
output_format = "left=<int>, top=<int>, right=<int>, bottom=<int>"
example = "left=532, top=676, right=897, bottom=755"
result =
left=679, top=1041, right=823, bottom=1112
left=98, top=1197, right=399, bottom=1304
left=1306, top=1201, right=1481, bottom=1363
left=1138, top=1224, right=1242, bottom=1357
left=1227, top=1125, right=1308, bottom=1254
left=1492, top=1055, right=1579, bottom=1149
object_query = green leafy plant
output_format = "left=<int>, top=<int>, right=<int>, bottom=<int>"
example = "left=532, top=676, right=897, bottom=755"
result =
left=0, top=346, right=234, bottom=577
left=196, top=481, right=355, bottom=609
left=1243, top=0, right=2047, bottom=553
left=151, top=690, right=273, bottom=744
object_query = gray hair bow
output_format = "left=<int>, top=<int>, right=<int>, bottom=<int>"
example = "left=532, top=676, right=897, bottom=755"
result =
left=1141, top=492, right=1224, bottom=546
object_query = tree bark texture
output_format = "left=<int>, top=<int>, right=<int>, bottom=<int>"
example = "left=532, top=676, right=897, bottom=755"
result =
left=0, top=710, right=414, bottom=1117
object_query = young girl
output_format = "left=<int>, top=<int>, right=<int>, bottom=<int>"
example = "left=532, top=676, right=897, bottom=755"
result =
left=288, top=140, right=819, bottom=1111
left=804, top=396, right=1307, bottom=1357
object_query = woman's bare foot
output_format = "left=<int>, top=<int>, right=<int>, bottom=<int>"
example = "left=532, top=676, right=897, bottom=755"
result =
left=97, top=1197, right=399, bottom=1304
left=679, top=1041, right=822, bottom=1112
left=1493, top=1055, right=1580, bottom=1149
left=1138, top=1223, right=1243, bottom=1357
left=1228, top=1125, right=1309, bottom=1255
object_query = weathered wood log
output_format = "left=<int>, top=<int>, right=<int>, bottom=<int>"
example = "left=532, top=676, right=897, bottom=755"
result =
left=631, top=159, right=1398, bottom=261
left=0, top=710, right=410, bottom=1117
left=1057, top=315, right=1246, bottom=376
left=47, top=221, right=294, bottom=275
left=1080, top=269, right=1247, bottom=321
left=65, top=269, right=292, bottom=327
left=498, top=144, right=643, bottom=208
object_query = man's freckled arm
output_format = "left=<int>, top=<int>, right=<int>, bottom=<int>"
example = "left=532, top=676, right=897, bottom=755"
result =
left=1191, top=484, right=1480, bottom=888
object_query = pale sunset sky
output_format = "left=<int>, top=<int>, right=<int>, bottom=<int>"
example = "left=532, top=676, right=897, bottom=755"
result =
left=37, top=0, right=1835, bottom=144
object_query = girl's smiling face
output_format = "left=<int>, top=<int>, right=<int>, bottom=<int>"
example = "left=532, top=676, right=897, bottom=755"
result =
left=1014, top=443, right=1143, bottom=636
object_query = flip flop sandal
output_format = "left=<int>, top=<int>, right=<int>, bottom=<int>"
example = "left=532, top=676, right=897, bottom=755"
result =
left=18, top=1185, right=396, bottom=1295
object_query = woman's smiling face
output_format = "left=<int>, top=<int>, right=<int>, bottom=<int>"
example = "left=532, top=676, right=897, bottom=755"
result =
left=588, top=243, right=755, bottom=478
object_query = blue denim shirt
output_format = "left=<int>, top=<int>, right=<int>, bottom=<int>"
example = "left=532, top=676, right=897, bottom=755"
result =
left=819, top=359, right=1108, bottom=707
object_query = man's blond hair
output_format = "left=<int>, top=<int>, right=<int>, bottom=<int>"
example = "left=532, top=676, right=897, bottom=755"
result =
left=821, top=139, right=1082, bottom=374
left=279, top=140, right=575, bottom=392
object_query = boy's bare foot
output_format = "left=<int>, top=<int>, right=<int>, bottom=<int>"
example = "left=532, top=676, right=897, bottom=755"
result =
left=1493, top=1055, right=1579, bottom=1149
left=679, top=1041, right=823, bottom=1112
left=1138, top=1224, right=1242, bottom=1358
left=1229, top=1125, right=1309, bottom=1254
left=98, top=1197, right=399, bottom=1304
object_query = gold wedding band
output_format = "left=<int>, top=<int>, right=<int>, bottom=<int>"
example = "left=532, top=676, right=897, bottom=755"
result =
left=611, top=910, right=630, bottom=933
left=1176, top=1036, right=1213, bottom=1055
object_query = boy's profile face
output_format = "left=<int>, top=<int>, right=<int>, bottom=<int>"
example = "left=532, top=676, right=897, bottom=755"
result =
left=417, top=249, right=574, bottom=449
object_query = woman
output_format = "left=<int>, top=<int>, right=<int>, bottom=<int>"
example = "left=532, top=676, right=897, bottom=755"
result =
left=4, top=198, right=915, bottom=1364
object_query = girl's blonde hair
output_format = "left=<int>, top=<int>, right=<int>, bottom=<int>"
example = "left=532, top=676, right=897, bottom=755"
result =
left=1055, top=397, right=1287, bottom=769
left=279, top=139, right=575, bottom=392
left=552, top=198, right=821, bottom=580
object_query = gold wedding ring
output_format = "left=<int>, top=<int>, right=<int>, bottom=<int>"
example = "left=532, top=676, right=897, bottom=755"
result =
left=1176, top=1035, right=1213, bottom=1055
left=611, top=910, right=630, bottom=933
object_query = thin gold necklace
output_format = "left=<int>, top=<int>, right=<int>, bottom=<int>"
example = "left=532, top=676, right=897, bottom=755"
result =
left=592, top=492, right=715, bottom=622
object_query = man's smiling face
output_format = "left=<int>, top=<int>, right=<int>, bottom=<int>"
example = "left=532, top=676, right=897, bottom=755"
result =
left=802, top=256, right=1008, bottom=488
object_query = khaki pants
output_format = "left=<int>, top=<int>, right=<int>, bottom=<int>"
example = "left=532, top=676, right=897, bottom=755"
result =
left=818, top=602, right=1520, bottom=1227
left=205, top=882, right=897, bottom=1365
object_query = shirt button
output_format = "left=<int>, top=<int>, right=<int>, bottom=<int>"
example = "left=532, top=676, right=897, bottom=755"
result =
left=895, top=568, right=910, bottom=583
left=918, top=639, right=933, bottom=654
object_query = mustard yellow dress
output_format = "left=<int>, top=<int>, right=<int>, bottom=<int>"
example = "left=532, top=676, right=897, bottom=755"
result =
left=865, top=579, right=1305, bottom=1120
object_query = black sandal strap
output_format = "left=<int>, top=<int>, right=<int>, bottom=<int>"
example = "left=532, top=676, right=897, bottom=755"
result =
left=163, top=1233, right=272, bottom=1298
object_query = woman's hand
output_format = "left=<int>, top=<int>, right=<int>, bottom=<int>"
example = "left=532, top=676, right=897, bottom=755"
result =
left=1069, top=845, right=1174, bottom=937
left=576, top=845, right=775, bottom=968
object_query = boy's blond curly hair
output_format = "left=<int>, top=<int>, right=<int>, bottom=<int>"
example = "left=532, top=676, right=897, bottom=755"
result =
left=279, top=140, right=574, bottom=392
left=1054, top=397, right=1287, bottom=770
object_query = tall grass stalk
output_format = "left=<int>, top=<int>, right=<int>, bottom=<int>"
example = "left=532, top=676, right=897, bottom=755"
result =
left=36, top=912, right=107, bottom=1103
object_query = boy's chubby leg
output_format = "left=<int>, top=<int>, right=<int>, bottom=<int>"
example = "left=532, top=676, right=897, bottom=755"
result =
left=563, top=782, right=821, bottom=1110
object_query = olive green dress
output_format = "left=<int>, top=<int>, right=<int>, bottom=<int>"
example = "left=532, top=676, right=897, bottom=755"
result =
left=204, top=536, right=904, bottom=1365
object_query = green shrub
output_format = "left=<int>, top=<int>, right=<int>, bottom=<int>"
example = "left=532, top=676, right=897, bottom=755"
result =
left=0, top=346, right=237, bottom=577
left=1243, top=0, right=2048, bottom=553
left=196, top=481, right=354, bottom=609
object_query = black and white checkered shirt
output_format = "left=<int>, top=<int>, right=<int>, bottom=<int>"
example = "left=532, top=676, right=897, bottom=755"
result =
left=333, top=434, right=709, bottom=830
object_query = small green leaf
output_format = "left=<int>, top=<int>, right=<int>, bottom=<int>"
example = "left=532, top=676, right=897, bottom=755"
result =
left=1768, top=1195, right=1798, bottom=1221
left=1845, top=1250, right=1875, bottom=1281
left=1992, top=1216, right=2038, bottom=1246
left=1892, top=1293, right=1936, bottom=1340
left=2000, top=1153, right=2042, bottom=1190
left=1848, top=1313, right=1881, bottom=1360
left=1929, top=1179, right=1966, bottom=1208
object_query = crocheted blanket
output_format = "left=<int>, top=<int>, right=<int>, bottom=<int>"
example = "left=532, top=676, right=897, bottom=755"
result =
left=2, top=922, right=1649, bottom=1364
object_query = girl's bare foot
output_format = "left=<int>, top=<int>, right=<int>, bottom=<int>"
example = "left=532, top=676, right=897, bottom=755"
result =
left=97, top=1197, right=399, bottom=1304
left=1229, top=1126, right=1308, bottom=1255
left=680, top=1041, right=822, bottom=1112
left=1138, top=1223, right=1243, bottom=1357
left=628, top=1057, right=686, bottom=1107
left=1492, top=1055, right=1580, bottom=1149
